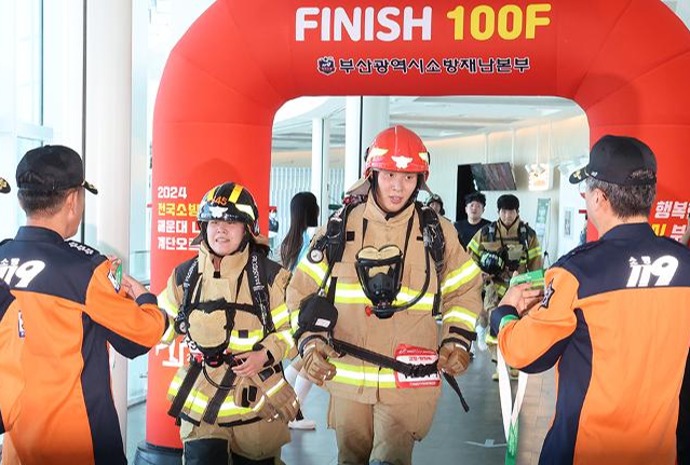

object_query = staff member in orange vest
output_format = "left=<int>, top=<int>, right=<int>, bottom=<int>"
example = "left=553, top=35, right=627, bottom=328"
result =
left=0, top=146, right=168, bottom=465
left=492, top=135, right=690, bottom=465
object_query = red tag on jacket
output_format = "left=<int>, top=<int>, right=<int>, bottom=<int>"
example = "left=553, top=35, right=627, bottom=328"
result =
left=394, top=344, right=440, bottom=388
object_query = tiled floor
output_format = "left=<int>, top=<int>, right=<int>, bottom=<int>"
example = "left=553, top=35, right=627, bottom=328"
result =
left=126, top=350, right=556, bottom=465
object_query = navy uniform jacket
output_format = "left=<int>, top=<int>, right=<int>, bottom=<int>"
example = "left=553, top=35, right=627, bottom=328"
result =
left=491, top=223, right=690, bottom=465
left=0, top=226, right=168, bottom=465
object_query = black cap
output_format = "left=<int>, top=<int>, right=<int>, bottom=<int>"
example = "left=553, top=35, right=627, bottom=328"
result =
left=569, top=135, right=657, bottom=186
left=16, top=145, right=98, bottom=194
left=0, top=177, right=10, bottom=194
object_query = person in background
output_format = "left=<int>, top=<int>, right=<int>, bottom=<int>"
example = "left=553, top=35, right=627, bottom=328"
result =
left=425, top=193, right=446, bottom=217
left=0, top=146, right=168, bottom=465
left=159, top=182, right=297, bottom=465
left=454, top=191, right=491, bottom=249
left=268, top=206, right=280, bottom=254
left=280, top=191, right=320, bottom=430
left=280, top=192, right=319, bottom=272
left=492, top=134, right=690, bottom=465
left=286, top=125, right=482, bottom=465
left=467, top=193, right=542, bottom=380
left=269, top=206, right=280, bottom=234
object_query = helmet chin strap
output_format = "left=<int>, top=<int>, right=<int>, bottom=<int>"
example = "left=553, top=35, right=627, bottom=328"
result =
left=370, top=172, right=423, bottom=220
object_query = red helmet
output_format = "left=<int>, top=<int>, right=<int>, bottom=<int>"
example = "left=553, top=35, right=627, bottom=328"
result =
left=364, top=125, right=430, bottom=180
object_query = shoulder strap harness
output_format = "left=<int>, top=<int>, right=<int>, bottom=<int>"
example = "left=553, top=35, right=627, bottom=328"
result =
left=304, top=198, right=468, bottom=412
left=168, top=250, right=283, bottom=424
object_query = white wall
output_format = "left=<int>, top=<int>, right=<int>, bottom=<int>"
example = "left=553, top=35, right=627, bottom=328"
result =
left=419, top=114, right=589, bottom=262
left=271, top=113, right=593, bottom=265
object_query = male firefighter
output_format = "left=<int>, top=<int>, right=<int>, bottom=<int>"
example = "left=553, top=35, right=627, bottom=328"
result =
left=286, top=125, right=483, bottom=465
left=467, top=193, right=542, bottom=379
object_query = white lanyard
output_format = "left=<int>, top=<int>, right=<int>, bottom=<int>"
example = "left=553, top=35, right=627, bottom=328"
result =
left=497, top=346, right=528, bottom=442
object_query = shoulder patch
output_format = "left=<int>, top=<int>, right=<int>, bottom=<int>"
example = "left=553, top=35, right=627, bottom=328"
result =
left=64, top=240, right=106, bottom=266
left=552, top=240, right=603, bottom=268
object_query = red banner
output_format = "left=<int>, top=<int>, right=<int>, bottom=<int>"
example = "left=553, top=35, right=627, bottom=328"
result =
left=150, top=0, right=690, bottom=448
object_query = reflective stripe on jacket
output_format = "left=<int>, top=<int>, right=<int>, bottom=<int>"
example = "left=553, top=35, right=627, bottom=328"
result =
left=161, top=244, right=295, bottom=425
left=286, top=196, right=483, bottom=404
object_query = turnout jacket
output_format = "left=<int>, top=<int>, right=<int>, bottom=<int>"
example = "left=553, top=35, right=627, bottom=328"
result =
left=286, top=196, right=483, bottom=404
left=491, top=223, right=690, bottom=465
left=0, top=281, right=22, bottom=435
left=0, top=226, right=168, bottom=465
left=159, top=244, right=296, bottom=426
left=467, top=218, right=542, bottom=296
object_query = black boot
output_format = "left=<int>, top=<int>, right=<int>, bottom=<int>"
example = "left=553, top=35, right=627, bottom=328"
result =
left=184, top=438, right=229, bottom=465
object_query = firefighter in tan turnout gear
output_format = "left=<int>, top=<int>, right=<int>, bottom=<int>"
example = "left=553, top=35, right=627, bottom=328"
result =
left=286, top=125, right=483, bottom=465
left=466, top=194, right=542, bottom=379
left=159, top=182, right=298, bottom=465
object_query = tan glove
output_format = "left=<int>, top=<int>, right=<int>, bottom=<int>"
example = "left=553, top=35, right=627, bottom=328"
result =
left=233, top=374, right=299, bottom=423
left=437, top=342, right=470, bottom=377
left=301, top=338, right=339, bottom=386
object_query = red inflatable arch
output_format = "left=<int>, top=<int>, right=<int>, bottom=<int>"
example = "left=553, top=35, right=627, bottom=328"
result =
left=148, top=0, right=690, bottom=451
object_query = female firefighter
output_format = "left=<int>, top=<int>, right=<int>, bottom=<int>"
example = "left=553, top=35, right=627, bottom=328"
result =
left=286, top=125, right=483, bottom=465
left=159, top=182, right=298, bottom=465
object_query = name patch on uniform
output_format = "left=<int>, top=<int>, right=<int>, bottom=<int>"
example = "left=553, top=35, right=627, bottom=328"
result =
left=67, top=241, right=95, bottom=255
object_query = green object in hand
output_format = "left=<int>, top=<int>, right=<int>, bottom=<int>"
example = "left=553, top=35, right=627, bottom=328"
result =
left=108, top=260, right=123, bottom=292
left=115, top=262, right=123, bottom=287
left=509, top=269, right=545, bottom=288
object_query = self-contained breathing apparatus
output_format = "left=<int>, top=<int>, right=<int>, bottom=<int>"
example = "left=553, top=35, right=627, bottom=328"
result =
left=354, top=245, right=404, bottom=318
left=294, top=197, right=471, bottom=412
left=479, top=221, right=531, bottom=276
left=293, top=197, right=445, bottom=338
left=167, top=250, right=295, bottom=425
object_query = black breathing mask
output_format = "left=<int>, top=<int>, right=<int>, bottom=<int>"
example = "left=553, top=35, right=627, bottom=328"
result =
left=355, top=245, right=404, bottom=319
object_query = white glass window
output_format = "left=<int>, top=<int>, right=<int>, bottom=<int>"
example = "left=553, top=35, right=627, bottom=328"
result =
left=15, top=0, right=43, bottom=125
